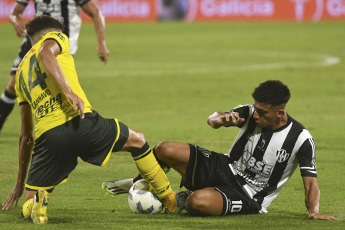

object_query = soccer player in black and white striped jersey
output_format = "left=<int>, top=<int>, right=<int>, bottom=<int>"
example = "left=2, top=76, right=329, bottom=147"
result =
left=0, top=0, right=109, bottom=132
left=104, top=80, right=339, bottom=220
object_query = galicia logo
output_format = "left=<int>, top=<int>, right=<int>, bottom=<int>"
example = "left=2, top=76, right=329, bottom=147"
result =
left=276, top=149, right=290, bottom=163
left=185, top=0, right=275, bottom=21
left=199, top=0, right=274, bottom=17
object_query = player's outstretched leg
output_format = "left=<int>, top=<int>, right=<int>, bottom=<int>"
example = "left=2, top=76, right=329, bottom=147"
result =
left=102, top=178, right=134, bottom=196
left=102, top=148, right=171, bottom=196
left=120, top=128, right=182, bottom=213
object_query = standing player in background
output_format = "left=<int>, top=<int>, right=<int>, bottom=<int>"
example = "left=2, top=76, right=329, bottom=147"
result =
left=0, top=0, right=109, bottom=132
left=1, top=15, right=184, bottom=224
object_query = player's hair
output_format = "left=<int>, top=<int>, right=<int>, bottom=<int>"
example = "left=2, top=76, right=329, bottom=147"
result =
left=26, top=15, right=64, bottom=38
left=252, top=80, right=291, bottom=106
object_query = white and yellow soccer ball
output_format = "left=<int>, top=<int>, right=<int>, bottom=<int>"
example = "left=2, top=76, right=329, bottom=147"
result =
left=128, top=179, right=163, bottom=214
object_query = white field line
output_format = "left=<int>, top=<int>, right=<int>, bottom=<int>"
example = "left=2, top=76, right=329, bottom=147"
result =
left=79, top=50, right=340, bottom=78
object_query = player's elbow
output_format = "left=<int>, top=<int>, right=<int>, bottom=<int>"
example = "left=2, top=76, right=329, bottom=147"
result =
left=83, top=3, right=103, bottom=20
left=207, top=112, right=222, bottom=129
left=207, top=118, right=220, bottom=129
left=93, top=8, right=103, bottom=19
left=19, top=132, right=34, bottom=147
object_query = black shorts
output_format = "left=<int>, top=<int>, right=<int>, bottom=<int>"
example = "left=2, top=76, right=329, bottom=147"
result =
left=26, top=111, right=129, bottom=192
left=182, top=144, right=262, bottom=216
left=11, top=36, right=32, bottom=75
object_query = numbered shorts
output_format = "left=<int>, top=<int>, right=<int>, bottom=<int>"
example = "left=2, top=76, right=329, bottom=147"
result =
left=25, top=111, right=129, bottom=192
left=181, top=144, right=262, bottom=216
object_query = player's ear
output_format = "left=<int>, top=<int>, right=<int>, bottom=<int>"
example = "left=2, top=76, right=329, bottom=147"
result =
left=276, top=109, right=285, bottom=119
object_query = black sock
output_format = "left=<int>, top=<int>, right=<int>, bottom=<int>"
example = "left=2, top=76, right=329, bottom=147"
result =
left=133, top=174, right=142, bottom=183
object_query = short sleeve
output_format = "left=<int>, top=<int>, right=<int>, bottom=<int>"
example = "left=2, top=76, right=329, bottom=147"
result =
left=297, top=138, right=317, bottom=178
left=16, top=90, right=27, bottom=105
left=17, top=0, right=30, bottom=7
left=43, top=32, right=70, bottom=55
left=15, top=73, right=29, bottom=106
left=75, top=0, right=91, bottom=7
left=229, top=104, right=251, bottom=128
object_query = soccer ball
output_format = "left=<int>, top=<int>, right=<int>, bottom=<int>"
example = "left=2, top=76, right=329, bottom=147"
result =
left=128, top=179, right=163, bottom=214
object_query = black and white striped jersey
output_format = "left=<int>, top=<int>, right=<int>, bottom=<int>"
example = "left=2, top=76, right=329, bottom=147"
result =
left=17, top=0, right=90, bottom=55
left=227, top=105, right=317, bottom=212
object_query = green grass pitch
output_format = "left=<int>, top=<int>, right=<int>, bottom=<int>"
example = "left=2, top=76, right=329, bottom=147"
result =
left=0, top=21, right=345, bottom=229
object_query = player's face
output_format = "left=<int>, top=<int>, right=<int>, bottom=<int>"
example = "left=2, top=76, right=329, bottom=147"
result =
left=252, top=100, right=281, bottom=130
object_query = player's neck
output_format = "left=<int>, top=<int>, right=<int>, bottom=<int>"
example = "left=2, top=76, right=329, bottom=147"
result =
left=271, top=113, right=288, bottom=131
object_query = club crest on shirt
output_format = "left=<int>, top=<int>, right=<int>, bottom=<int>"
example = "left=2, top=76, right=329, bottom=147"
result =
left=276, top=149, right=290, bottom=163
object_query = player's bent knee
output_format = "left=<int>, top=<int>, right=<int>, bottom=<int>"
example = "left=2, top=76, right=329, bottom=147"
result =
left=128, top=129, right=147, bottom=149
left=155, top=141, right=174, bottom=157
left=185, top=189, right=222, bottom=216
left=185, top=191, right=207, bottom=213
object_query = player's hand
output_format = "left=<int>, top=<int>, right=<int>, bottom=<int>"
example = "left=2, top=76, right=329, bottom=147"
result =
left=13, top=18, right=26, bottom=37
left=220, top=112, right=245, bottom=127
left=308, top=213, right=341, bottom=221
left=67, top=92, right=85, bottom=119
left=2, top=183, right=25, bottom=211
left=97, top=44, right=109, bottom=64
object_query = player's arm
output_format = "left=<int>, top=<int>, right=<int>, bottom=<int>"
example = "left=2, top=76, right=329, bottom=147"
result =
left=9, top=3, right=27, bottom=37
left=39, top=39, right=85, bottom=118
left=207, top=111, right=245, bottom=129
left=81, top=0, right=109, bottom=64
left=303, top=177, right=339, bottom=220
left=2, top=104, right=33, bottom=211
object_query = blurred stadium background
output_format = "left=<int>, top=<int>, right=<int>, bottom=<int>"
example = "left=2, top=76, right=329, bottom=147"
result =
left=1, top=0, right=345, bottom=22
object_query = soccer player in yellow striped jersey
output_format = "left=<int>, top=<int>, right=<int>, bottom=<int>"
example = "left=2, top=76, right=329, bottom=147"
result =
left=2, top=15, right=183, bottom=224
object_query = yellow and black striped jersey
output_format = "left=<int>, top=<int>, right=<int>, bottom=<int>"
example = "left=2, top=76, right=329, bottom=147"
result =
left=15, top=31, right=92, bottom=138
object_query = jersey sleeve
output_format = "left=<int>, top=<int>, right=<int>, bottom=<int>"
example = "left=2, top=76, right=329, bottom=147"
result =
left=15, top=82, right=28, bottom=106
left=75, top=0, right=91, bottom=7
left=297, top=138, right=317, bottom=178
left=229, top=104, right=251, bottom=128
left=17, top=0, right=30, bottom=7
left=43, top=32, right=70, bottom=55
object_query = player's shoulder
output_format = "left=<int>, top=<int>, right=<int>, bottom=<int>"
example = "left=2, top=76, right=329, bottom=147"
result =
left=41, top=32, right=69, bottom=53
left=43, top=31, right=68, bottom=43
left=289, top=115, right=305, bottom=130
left=289, top=115, right=313, bottom=138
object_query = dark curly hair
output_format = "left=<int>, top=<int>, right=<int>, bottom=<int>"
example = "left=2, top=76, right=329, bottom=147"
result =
left=26, top=15, right=64, bottom=38
left=252, top=80, right=291, bottom=106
